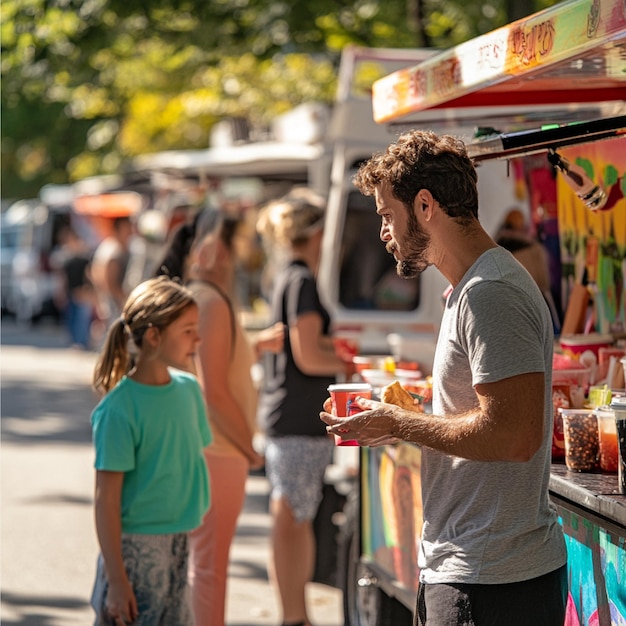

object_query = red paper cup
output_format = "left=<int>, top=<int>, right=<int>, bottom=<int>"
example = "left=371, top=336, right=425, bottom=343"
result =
left=328, top=383, right=372, bottom=446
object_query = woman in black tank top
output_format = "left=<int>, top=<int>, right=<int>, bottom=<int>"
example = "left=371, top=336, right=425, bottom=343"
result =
left=256, top=188, right=350, bottom=626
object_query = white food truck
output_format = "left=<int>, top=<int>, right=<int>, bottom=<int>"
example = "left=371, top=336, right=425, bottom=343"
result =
left=338, top=0, right=626, bottom=625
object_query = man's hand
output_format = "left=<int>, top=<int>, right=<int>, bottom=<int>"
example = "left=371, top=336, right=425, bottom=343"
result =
left=320, top=396, right=403, bottom=447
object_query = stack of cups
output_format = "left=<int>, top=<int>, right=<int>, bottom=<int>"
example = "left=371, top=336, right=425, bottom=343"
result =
left=611, top=397, right=626, bottom=494
left=327, top=383, right=372, bottom=446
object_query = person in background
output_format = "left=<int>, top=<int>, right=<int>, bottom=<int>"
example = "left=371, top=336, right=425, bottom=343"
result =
left=495, top=207, right=560, bottom=332
left=494, top=209, right=549, bottom=290
left=54, top=226, right=94, bottom=350
left=321, top=131, right=567, bottom=626
left=155, top=208, right=284, bottom=626
left=90, top=276, right=212, bottom=626
left=90, top=216, right=134, bottom=332
left=256, top=188, right=351, bottom=626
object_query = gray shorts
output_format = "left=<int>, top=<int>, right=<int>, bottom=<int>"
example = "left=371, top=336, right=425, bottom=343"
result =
left=91, top=533, right=193, bottom=626
left=264, top=435, right=334, bottom=523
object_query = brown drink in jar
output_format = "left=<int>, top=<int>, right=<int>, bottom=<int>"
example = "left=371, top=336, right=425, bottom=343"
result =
left=559, top=408, right=599, bottom=472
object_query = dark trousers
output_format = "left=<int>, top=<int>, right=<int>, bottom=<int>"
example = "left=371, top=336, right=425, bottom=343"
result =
left=415, top=564, right=568, bottom=626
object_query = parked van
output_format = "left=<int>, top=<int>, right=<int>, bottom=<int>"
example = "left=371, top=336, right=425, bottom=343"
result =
left=1, top=206, right=29, bottom=316
left=2, top=198, right=67, bottom=322
left=3, top=185, right=98, bottom=323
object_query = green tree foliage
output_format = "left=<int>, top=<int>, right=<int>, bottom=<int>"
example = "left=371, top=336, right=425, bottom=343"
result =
left=1, top=0, right=559, bottom=199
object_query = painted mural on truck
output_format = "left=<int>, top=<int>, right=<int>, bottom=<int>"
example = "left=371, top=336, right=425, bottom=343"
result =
left=363, top=443, right=626, bottom=626
left=362, top=444, right=423, bottom=595
left=557, top=137, right=626, bottom=336
left=557, top=502, right=626, bottom=626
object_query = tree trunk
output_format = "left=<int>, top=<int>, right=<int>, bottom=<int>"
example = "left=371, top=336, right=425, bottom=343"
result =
left=407, top=0, right=433, bottom=48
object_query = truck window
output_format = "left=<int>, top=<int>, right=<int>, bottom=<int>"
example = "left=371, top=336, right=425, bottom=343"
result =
left=338, top=191, right=420, bottom=311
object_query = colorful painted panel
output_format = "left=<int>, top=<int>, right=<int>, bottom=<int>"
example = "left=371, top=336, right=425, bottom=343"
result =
left=361, top=444, right=423, bottom=594
left=556, top=501, right=626, bottom=625
left=558, top=136, right=626, bottom=335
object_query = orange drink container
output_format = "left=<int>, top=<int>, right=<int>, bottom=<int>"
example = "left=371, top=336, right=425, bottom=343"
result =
left=595, top=408, right=618, bottom=473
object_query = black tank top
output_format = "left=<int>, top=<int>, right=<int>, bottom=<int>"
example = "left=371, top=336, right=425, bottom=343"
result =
left=257, top=260, right=335, bottom=437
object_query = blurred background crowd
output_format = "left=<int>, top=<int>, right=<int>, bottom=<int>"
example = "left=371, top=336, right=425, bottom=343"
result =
left=0, top=178, right=273, bottom=351
left=1, top=0, right=566, bottom=349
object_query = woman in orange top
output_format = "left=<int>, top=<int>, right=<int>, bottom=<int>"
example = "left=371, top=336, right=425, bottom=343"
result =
left=156, top=209, right=283, bottom=626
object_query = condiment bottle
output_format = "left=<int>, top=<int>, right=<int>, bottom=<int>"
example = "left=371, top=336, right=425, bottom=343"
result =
left=547, top=150, right=608, bottom=211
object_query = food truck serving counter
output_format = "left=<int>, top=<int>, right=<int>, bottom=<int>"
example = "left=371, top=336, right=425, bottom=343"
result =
left=548, top=465, right=626, bottom=624
left=350, top=447, right=626, bottom=626
left=550, top=463, right=626, bottom=527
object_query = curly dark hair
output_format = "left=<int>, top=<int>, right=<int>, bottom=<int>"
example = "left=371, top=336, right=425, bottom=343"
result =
left=353, top=130, right=479, bottom=223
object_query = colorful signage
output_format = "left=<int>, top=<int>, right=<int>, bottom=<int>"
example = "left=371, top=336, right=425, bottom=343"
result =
left=372, top=0, right=626, bottom=123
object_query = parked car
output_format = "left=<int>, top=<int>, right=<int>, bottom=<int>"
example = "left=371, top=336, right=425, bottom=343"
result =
left=3, top=196, right=72, bottom=323
left=0, top=208, right=28, bottom=316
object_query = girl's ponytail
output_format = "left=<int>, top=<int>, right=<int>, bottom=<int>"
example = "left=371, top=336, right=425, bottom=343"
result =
left=93, top=317, right=133, bottom=395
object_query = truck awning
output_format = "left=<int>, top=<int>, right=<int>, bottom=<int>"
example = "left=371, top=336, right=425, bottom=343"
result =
left=372, top=0, right=626, bottom=140
left=131, top=142, right=327, bottom=180
left=73, top=192, right=143, bottom=218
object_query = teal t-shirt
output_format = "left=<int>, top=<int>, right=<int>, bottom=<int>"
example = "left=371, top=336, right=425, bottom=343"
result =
left=91, top=369, right=212, bottom=534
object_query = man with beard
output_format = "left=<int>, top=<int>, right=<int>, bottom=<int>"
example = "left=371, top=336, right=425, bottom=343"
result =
left=320, top=131, right=567, bottom=626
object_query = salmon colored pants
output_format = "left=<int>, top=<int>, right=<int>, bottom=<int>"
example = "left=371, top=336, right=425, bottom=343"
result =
left=189, top=449, right=249, bottom=626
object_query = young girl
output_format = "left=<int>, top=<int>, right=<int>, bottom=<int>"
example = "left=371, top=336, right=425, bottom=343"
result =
left=90, top=275, right=212, bottom=626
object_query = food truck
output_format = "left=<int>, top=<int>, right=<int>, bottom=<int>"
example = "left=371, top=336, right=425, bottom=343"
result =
left=338, top=0, right=626, bottom=624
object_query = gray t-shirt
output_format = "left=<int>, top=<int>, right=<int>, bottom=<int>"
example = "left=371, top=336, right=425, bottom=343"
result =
left=421, top=247, right=566, bottom=584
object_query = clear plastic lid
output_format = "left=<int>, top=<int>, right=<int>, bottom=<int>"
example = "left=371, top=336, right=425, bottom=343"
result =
left=328, top=383, right=372, bottom=392
left=610, top=397, right=626, bottom=414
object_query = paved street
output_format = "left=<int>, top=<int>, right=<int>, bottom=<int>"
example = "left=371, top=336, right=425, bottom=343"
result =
left=1, top=319, right=342, bottom=626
